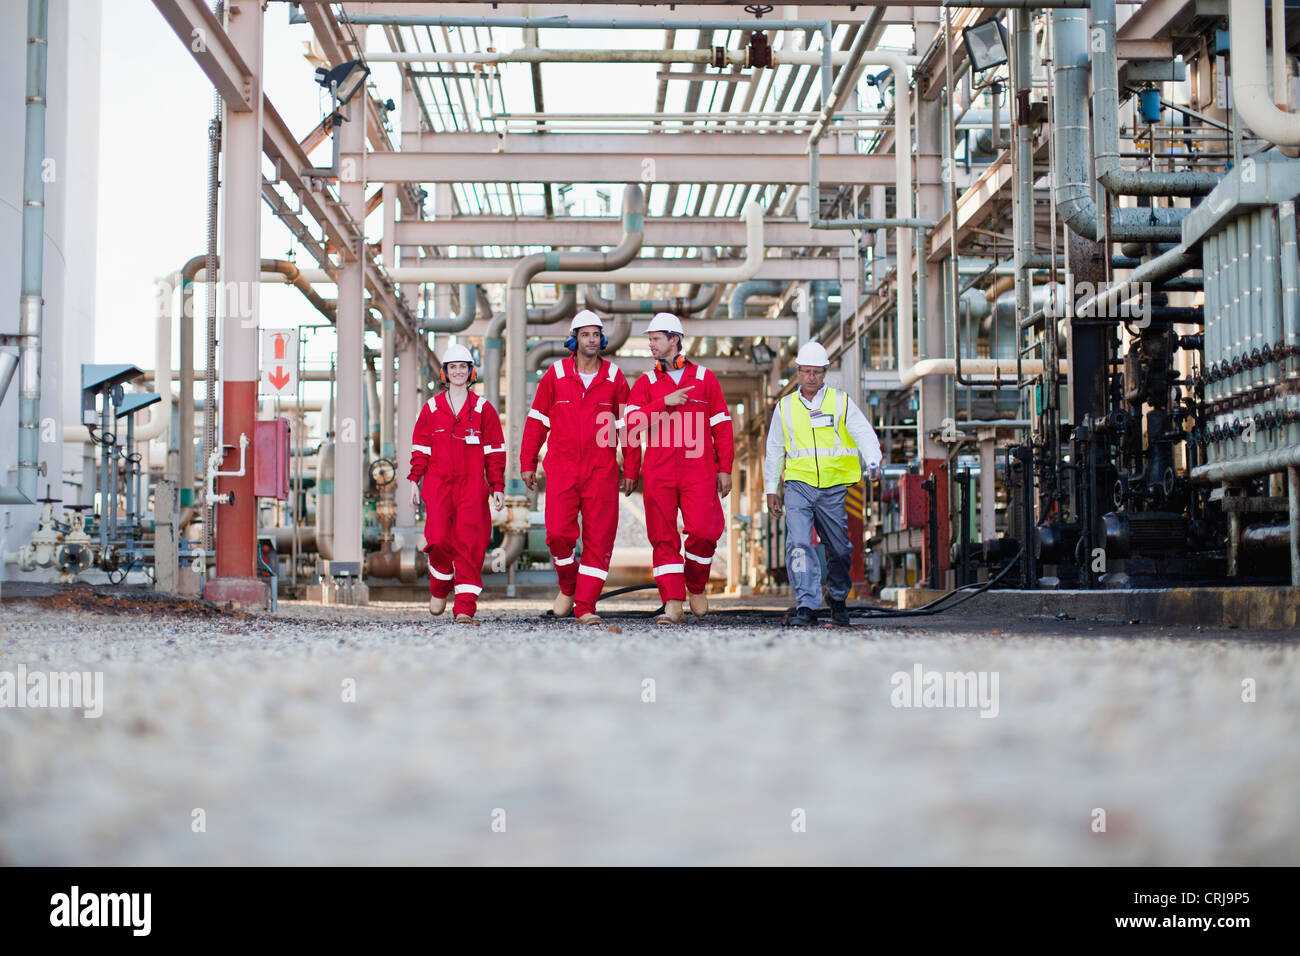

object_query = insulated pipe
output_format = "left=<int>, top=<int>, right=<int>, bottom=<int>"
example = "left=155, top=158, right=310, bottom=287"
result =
left=379, top=310, right=395, bottom=460
left=15, top=0, right=49, bottom=504
left=1091, top=0, right=1220, bottom=196
left=583, top=250, right=718, bottom=314
left=388, top=201, right=763, bottom=284
left=419, top=282, right=478, bottom=332
left=1230, top=0, right=1300, bottom=147
left=1050, top=9, right=1187, bottom=241
left=365, top=47, right=853, bottom=68
left=729, top=279, right=786, bottom=319
left=526, top=340, right=569, bottom=372
left=802, top=37, right=926, bottom=382
left=504, top=184, right=645, bottom=502
left=483, top=287, right=579, bottom=410
left=316, top=440, right=334, bottom=561
left=1075, top=244, right=1199, bottom=318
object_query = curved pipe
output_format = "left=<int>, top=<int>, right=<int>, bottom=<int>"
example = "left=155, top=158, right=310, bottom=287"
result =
left=729, top=279, right=785, bottom=319
left=1091, top=0, right=1219, bottom=197
left=583, top=249, right=718, bottom=314
left=483, top=531, right=526, bottom=575
left=504, top=183, right=645, bottom=497
left=1051, top=9, right=1187, bottom=241
left=483, top=285, right=579, bottom=409
left=388, top=200, right=763, bottom=285
left=526, top=340, right=569, bottom=373
left=1230, top=0, right=1300, bottom=147
left=810, top=279, right=840, bottom=333
left=420, top=283, right=479, bottom=332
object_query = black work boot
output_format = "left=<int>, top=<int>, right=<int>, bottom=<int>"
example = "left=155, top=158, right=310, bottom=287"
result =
left=828, top=598, right=851, bottom=626
left=790, top=606, right=818, bottom=627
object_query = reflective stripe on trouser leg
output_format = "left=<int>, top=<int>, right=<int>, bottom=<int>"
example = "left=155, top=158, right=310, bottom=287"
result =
left=783, top=479, right=825, bottom=610
left=643, top=476, right=686, bottom=602
left=574, top=479, right=620, bottom=618
left=545, top=476, right=581, bottom=596
left=680, top=474, right=725, bottom=595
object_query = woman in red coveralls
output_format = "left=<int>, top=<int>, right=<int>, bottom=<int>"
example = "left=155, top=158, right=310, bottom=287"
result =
left=407, top=344, right=506, bottom=622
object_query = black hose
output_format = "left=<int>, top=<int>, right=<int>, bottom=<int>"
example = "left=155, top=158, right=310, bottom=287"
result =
left=574, top=543, right=1026, bottom=624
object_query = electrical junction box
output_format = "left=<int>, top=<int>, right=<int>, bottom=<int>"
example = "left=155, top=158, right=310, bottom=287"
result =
left=254, top=417, right=290, bottom=500
left=899, top=474, right=929, bottom=530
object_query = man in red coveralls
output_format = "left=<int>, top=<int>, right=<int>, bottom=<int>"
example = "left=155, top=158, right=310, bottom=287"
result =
left=622, top=313, right=734, bottom=624
left=407, top=344, right=506, bottom=623
left=521, top=310, right=630, bottom=626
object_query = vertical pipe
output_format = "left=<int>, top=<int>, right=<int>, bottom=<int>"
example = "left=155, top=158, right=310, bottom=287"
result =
left=202, top=4, right=223, bottom=564
left=380, top=313, right=396, bottom=461
left=1278, top=202, right=1299, bottom=450
left=334, top=87, right=367, bottom=578
left=1289, top=466, right=1300, bottom=586
left=1014, top=9, right=1035, bottom=376
left=179, top=274, right=195, bottom=508
left=17, top=0, right=50, bottom=504
left=978, top=432, right=996, bottom=546
left=396, top=332, right=418, bottom=530
left=207, top=0, right=266, bottom=606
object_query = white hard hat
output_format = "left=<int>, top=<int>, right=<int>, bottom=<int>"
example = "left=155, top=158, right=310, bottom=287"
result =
left=440, top=343, right=475, bottom=366
left=646, top=312, right=684, bottom=336
left=569, top=309, right=605, bottom=333
left=795, top=341, right=831, bottom=367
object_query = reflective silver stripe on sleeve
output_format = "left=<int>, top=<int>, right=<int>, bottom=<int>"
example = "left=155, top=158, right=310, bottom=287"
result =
left=528, top=409, right=551, bottom=427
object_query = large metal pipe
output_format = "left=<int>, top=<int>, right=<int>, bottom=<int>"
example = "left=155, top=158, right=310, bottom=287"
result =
left=14, top=0, right=49, bottom=505
left=483, top=286, right=578, bottom=410
left=388, top=202, right=763, bottom=285
left=1230, top=0, right=1300, bottom=147
left=420, top=283, right=478, bottom=332
left=1050, top=8, right=1187, bottom=241
left=505, top=184, right=645, bottom=501
left=365, top=46, right=852, bottom=68
left=583, top=250, right=718, bottom=314
left=1090, top=0, right=1220, bottom=197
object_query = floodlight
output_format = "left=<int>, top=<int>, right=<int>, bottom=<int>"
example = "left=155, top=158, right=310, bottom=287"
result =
left=962, top=19, right=1009, bottom=73
left=314, top=59, right=371, bottom=105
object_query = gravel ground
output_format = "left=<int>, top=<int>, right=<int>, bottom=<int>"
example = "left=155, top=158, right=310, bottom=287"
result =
left=0, top=595, right=1297, bottom=866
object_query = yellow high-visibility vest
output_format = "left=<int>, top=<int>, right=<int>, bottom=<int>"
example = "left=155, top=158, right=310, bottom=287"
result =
left=780, top=387, right=861, bottom=488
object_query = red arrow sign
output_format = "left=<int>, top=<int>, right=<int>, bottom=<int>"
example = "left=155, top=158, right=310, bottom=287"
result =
left=268, top=366, right=292, bottom=391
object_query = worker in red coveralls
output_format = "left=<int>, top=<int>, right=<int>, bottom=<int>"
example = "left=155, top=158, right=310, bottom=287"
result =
left=407, top=343, right=505, bottom=623
left=520, top=310, right=630, bottom=626
left=622, top=312, right=734, bottom=624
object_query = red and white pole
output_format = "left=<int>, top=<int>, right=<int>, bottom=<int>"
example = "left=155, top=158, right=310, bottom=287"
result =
left=205, top=0, right=268, bottom=609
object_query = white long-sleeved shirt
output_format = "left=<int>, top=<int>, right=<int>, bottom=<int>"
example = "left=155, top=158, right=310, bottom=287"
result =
left=764, top=385, right=883, bottom=494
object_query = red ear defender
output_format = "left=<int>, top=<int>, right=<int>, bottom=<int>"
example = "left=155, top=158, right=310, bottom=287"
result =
left=655, top=353, right=687, bottom=374
left=440, top=364, right=478, bottom=385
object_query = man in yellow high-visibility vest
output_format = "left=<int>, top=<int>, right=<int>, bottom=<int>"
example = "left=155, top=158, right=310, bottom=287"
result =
left=764, top=342, right=883, bottom=626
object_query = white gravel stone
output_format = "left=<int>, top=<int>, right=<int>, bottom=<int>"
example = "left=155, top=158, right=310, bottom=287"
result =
left=0, top=598, right=1296, bottom=864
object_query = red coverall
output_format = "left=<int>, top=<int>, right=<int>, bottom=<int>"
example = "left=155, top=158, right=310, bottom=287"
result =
left=407, top=390, right=505, bottom=617
left=623, top=360, right=734, bottom=603
left=520, top=355, right=630, bottom=618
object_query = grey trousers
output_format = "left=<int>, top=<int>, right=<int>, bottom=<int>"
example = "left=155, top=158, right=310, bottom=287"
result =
left=784, top=479, right=853, bottom=609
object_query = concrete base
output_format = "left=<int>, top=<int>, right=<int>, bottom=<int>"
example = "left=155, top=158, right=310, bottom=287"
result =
left=203, top=576, right=270, bottom=611
left=890, top=586, right=1300, bottom=630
